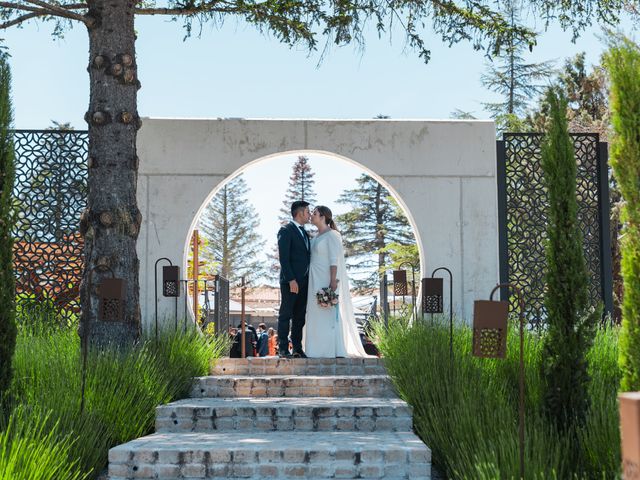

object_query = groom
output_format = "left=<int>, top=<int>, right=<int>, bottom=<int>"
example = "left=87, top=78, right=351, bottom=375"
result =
left=277, top=200, right=311, bottom=358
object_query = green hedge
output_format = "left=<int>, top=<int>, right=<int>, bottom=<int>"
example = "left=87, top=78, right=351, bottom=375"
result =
left=604, top=35, right=640, bottom=392
left=376, top=319, right=620, bottom=479
left=1, top=326, right=228, bottom=478
left=0, top=54, right=16, bottom=398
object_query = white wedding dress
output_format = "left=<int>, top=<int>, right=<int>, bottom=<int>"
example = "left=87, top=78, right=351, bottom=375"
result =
left=304, top=230, right=372, bottom=358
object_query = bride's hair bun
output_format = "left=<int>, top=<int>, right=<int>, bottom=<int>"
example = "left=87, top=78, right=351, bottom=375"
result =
left=316, top=205, right=339, bottom=231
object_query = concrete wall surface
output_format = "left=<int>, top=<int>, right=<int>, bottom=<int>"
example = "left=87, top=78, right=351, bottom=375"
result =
left=136, top=118, right=499, bottom=330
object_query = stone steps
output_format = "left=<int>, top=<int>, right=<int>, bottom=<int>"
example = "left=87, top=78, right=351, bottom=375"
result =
left=108, top=431, right=431, bottom=480
left=155, top=397, right=413, bottom=433
left=108, top=357, right=431, bottom=479
left=191, top=375, right=395, bottom=398
left=212, top=357, right=386, bottom=376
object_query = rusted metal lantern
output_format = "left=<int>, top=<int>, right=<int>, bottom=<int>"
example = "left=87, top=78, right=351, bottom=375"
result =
left=99, top=277, right=126, bottom=322
left=473, top=283, right=526, bottom=480
left=163, top=265, right=180, bottom=297
left=619, top=392, right=640, bottom=480
left=154, top=257, right=179, bottom=340
left=472, top=299, right=509, bottom=358
left=422, top=277, right=443, bottom=314
left=393, top=269, right=408, bottom=295
left=425, top=267, right=454, bottom=364
left=394, top=262, right=419, bottom=322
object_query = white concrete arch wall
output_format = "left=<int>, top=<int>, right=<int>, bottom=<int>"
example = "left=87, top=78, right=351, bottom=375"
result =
left=136, top=118, right=499, bottom=332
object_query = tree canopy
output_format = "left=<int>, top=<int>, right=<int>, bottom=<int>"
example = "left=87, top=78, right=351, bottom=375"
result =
left=4, top=0, right=626, bottom=62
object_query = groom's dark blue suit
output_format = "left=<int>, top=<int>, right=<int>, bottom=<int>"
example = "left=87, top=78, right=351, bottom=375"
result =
left=277, top=221, right=311, bottom=355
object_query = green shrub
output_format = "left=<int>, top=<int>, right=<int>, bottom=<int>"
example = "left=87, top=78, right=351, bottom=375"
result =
left=6, top=325, right=227, bottom=478
left=376, top=319, right=620, bottom=479
left=0, top=405, right=88, bottom=480
left=604, top=35, right=640, bottom=392
left=540, top=88, right=598, bottom=433
left=0, top=54, right=16, bottom=398
left=578, top=325, right=621, bottom=476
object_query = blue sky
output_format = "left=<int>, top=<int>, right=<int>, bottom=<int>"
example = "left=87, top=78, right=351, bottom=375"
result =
left=4, top=14, right=635, bottom=128
left=3, top=12, right=636, bottom=280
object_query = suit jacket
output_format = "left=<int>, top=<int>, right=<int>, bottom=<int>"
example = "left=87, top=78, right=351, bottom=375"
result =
left=278, top=222, right=311, bottom=284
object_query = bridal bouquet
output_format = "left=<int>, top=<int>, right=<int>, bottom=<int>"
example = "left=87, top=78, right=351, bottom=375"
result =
left=316, top=286, right=339, bottom=308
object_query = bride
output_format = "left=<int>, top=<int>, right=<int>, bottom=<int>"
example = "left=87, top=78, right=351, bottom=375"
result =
left=304, top=206, right=372, bottom=358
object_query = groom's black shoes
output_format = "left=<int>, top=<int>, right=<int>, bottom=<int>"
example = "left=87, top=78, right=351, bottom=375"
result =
left=292, top=350, right=307, bottom=359
left=278, top=350, right=292, bottom=359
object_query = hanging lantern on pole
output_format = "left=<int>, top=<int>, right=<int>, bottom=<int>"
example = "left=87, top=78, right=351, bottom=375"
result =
left=393, top=269, right=408, bottom=296
left=162, top=265, right=180, bottom=297
left=422, top=277, right=443, bottom=314
left=472, top=299, right=509, bottom=358
left=99, top=277, right=126, bottom=322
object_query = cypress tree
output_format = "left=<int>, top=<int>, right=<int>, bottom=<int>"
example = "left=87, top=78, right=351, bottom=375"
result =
left=540, top=88, right=597, bottom=431
left=604, top=36, right=640, bottom=391
left=0, top=54, right=16, bottom=397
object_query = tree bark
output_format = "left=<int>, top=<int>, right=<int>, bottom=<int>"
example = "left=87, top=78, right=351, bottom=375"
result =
left=80, top=0, right=141, bottom=346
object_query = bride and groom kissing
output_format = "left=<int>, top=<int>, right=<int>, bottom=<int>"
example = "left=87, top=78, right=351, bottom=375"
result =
left=277, top=200, right=372, bottom=359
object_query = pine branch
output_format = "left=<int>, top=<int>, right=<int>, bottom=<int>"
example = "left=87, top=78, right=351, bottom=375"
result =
left=22, top=0, right=91, bottom=25
left=0, top=0, right=89, bottom=28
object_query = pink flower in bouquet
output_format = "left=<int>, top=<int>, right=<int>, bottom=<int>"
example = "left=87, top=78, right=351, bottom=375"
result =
left=316, top=286, right=339, bottom=308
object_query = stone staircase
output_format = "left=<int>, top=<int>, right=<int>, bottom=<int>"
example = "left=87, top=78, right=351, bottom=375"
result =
left=108, top=357, right=431, bottom=479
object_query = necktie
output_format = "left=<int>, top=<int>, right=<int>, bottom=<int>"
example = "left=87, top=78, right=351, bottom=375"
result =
left=299, top=226, right=309, bottom=249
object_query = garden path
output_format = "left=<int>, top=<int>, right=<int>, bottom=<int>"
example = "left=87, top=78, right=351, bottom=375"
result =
left=107, top=357, right=431, bottom=479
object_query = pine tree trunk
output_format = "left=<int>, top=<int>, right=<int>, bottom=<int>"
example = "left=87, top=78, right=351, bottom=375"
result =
left=80, top=0, right=141, bottom=346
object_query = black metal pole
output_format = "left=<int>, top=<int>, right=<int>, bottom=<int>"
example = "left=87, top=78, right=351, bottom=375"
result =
left=411, top=266, right=417, bottom=323
left=491, top=282, right=525, bottom=480
left=398, top=262, right=419, bottom=323
left=80, top=268, right=93, bottom=414
left=154, top=257, right=173, bottom=342
left=202, top=279, right=209, bottom=330
left=175, top=295, right=178, bottom=332
left=241, top=276, right=246, bottom=358
left=182, top=280, right=188, bottom=332
left=597, top=141, right=614, bottom=319
left=432, top=267, right=454, bottom=364
left=382, top=273, right=389, bottom=329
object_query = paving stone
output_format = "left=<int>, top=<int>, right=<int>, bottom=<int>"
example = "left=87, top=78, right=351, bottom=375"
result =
left=191, top=375, right=395, bottom=398
left=108, top=431, right=430, bottom=479
left=156, top=397, right=412, bottom=433
left=108, top=358, right=431, bottom=480
left=212, top=357, right=387, bottom=376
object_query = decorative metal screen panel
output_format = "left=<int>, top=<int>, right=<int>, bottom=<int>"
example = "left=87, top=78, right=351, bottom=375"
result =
left=497, top=133, right=613, bottom=327
left=12, top=130, right=88, bottom=321
left=214, top=275, right=230, bottom=335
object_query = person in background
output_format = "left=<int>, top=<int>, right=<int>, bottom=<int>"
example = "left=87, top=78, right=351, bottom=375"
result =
left=267, top=328, right=277, bottom=356
left=229, top=327, right=241, bottom=358
left=246, top=323, right=258, bottom=356
left=256, top=323, right=269, bottom=357
left=235, top=323, right=257, bottom=357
